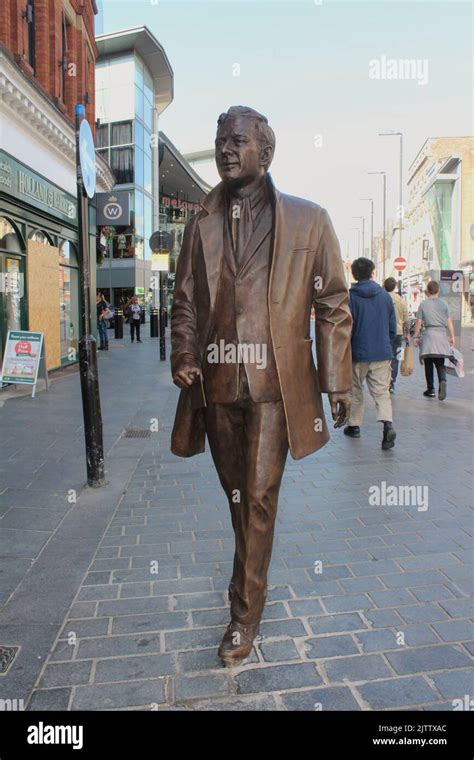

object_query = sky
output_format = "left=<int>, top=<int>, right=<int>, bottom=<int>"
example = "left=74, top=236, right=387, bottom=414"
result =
left=99, top=0, right=473, bottom=259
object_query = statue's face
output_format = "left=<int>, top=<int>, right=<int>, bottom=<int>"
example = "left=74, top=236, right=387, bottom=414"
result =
left=215, top=116, right=268, bottom=188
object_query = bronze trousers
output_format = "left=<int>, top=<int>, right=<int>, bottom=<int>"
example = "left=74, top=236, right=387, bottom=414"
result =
left=204, top=369, right=288, bottom=626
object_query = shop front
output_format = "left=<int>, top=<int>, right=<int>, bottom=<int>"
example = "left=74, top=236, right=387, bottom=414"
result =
left=0, top=150, right=80, bottom=370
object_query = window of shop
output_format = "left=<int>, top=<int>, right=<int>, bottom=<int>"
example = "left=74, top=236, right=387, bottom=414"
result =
left=0, top=217, right=26, bottom=360
left=28, top=229, right=53, bottom=245
left=59, top=240, right=79, bottom=365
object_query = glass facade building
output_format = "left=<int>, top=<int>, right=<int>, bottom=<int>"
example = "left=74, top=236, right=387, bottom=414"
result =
left=94, top=28, right=174, bottom=308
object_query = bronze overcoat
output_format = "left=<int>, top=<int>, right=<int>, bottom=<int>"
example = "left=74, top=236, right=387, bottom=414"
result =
left=170, top=176, right=352, bottom=460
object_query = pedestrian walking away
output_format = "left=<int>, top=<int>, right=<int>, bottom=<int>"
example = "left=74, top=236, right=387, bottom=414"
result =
left=413, top=280, right=455, bottom=400
left=127, top=296, right=143, bottom=343
left=96, top=292, right=109, bottom=351
left=345, top=257, right=397, bottom=449
left=384, top=276, right=409, bottom=392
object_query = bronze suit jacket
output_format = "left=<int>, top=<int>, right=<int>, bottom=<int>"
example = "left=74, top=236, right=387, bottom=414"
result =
left=170, top=176, right=352, bottom=460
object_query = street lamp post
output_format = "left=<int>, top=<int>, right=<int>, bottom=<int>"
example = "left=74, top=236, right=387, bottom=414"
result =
left=368, top=171, right=387, bottom=281
left=352, top=216, right=365, bottom=256
left=360, top=198, right=374, bottom=261
left=379, top=131, right=403, bottom=288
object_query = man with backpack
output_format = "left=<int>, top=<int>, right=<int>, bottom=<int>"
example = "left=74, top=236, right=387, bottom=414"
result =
left=345, top=257, right=397, bottom=450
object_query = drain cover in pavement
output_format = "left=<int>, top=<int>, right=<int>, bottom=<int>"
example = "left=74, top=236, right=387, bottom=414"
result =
left=0, top=646, right=19, bottom=675
left=122, top=428, right=151, bottom=439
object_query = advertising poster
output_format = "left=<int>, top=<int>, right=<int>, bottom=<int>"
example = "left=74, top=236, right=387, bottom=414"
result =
left=1, top=330, right=44, bottom=385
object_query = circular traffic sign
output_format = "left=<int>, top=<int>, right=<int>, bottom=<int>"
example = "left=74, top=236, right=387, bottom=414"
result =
left=79, top=119, right=96, bottom=199
left=393, top=257, right=407, bottom=271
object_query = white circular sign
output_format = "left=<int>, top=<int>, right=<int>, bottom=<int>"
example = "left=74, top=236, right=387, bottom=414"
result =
left=79, top=119, right=96, bottom=199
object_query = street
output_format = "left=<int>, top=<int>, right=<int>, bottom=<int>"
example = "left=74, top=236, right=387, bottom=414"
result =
left=0, top=328, right=472, bottom=711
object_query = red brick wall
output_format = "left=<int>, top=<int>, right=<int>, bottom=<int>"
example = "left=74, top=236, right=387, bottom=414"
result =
left=0, top=0, right=98, bottom=127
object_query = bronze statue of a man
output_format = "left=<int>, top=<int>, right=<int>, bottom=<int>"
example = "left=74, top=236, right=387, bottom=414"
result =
left=171, top=106, right=352, bottom=666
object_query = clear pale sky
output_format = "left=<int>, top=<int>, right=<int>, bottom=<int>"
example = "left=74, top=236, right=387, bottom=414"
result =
left=99, top=0, right=473, bottom=259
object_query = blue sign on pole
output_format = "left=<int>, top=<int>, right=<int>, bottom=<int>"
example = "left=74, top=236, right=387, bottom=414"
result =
left=79, top=118, right=96, bottom=199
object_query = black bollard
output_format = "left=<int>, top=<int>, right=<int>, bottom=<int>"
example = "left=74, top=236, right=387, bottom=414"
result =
left=115, top=308, right=123, bottom=339
left=159, top=305, right=166, bottom=360
left=150, top=308, right=159, bottom=338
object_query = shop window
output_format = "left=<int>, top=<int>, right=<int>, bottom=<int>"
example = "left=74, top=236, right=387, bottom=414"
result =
left=29, top=229, right=52, bottom=245
left=59, top=240, right=78, bottom=266
left=0, top=217, right=23, bottom=254
left=111, top=121, right=133, bottom=146
left=59, top=264, right=79, bottom=364
left=111, top=147, right=134, bottom=184
left=95, top=123, right=109, bottom=149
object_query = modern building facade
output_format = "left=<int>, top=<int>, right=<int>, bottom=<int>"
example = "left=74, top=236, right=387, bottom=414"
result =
left=0, top=0, right=114, bottom=370
left=158, top=132, right=210, bottom=309
left=94, top=27, right=173, bottom=307
left=406, top=137, right=474, bottom=319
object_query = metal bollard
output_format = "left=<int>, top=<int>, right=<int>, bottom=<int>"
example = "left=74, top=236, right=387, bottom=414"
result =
left=114, top=308, right=123, bottom=339
left=141, top=307, right=145, bottom=324
left=150, top=308, right=159, bottom=338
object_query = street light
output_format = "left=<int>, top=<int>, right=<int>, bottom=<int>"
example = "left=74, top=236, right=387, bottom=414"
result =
left=379, top=131, right=403, bottom=261
left=360, top=198, right=374, bottom=261
left=352, top=216, right=365, bottom=256
left=368, top=171, right=387, bottom=281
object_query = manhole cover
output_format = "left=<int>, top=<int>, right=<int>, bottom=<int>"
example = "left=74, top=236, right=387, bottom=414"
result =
left=122, top=428, right=151, bottom=439
left=0, top=646, right=20, bottom=675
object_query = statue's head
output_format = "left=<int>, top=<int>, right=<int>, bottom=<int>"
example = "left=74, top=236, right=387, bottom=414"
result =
left=215, top=106, right=275, bottom=189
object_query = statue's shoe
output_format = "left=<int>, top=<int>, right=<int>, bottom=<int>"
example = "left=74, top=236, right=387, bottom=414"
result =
left=218, top=620, right=260, bottom=667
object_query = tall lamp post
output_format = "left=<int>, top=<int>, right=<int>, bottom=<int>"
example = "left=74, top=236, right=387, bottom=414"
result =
left=368, top=171, right=387, bottom=281
left=360, top=198, right=374, bottom=261
left=379, top=131, right=404, bottom=261
left=352, top=216, right=365, bottom=256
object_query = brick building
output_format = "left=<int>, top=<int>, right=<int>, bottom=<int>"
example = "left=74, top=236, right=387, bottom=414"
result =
left=0, top=1, right=114, bottom=370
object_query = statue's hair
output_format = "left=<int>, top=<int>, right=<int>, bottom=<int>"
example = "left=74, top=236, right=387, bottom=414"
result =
left=217, top=106, right=275, bottom=168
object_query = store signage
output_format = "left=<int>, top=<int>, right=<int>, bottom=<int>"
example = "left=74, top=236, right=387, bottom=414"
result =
left=0, top=330, right=49, bottom=398
left=96, top=192, right=130, bottom=226
left=0, top=151, right=76, bottom=223
left=160, top=196, right=201, bottom=213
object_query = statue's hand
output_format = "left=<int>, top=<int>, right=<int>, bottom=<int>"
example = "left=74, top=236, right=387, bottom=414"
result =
left=173, top=363, right=202, bottom=390
left=328, top=391, right=351, bottom=429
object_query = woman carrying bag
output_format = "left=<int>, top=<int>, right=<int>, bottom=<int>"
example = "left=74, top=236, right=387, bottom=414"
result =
left=413, top=280, right=455, bottom=400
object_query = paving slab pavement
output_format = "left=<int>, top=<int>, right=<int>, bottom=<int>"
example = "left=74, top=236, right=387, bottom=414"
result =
left=1, top=327, right=473, bottom=711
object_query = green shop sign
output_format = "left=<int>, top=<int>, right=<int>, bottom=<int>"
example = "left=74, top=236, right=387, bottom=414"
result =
left=0, top=150, right=77, bottom=224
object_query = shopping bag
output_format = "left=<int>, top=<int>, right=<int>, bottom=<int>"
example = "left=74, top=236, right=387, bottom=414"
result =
left=400, top=342, right=414, bottom=376
left=445, top=347, right=465, bottom=378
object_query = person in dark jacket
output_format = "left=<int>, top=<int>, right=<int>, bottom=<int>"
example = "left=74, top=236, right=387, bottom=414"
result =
left=344, top=257, right=397, bottom=449
left=96, top=293, right=109, bottom=351
left=126, top=296, right=143, bottom=343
